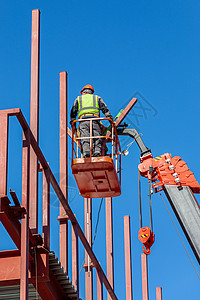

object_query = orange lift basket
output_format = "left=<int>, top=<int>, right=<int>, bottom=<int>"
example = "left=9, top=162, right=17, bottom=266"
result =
left=71, top=117, right=121, bottom=198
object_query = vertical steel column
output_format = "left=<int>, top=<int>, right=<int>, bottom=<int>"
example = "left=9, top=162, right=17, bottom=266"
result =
left=156, top=287, right=162, bottom=300
left=20, top=131, right=30, bottom=300
left=72, top=222, right=79, bottom=298
left=105, top=197, right=114, bottom=300
left=97, top=269, right=103, bottom=300
left=84, top=198, right=93, bottom=300
left=141, top=253, right=149, bottom=300
left=124, top=215, right=133, bottom=300
left=59, top=71, right=68, bottom=273
left=43, top=168, right=50, bottom=249
left=0, top=113, right=9, bottom=196
left=29, top=9, right=40, bottom=233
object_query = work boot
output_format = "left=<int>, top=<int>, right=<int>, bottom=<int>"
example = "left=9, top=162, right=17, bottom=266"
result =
left=93, top=152, right=101, bottom=157
left=83, top=152, right=90, bottom=158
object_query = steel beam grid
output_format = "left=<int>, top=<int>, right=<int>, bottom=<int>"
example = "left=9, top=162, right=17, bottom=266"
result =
left=0, top=108, right=118, bottom=300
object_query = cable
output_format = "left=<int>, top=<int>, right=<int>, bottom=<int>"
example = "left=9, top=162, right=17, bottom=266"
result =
left=148, top=180, right=153, bottom=232
left=159, top=192, right=200, bottom=280
left=138, top=171, right=143, bottom=228
left=79, top=197, right=104, bottom=275
left=92, top=197, right=104, bottom=246
left=79, top=260, right=85, bottom=276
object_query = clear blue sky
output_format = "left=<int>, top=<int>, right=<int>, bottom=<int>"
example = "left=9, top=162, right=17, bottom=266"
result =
left=0, top=0, right=200, bottom=299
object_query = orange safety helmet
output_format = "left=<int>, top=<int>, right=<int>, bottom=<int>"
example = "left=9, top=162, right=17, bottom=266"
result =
left=80, top=84, right=94, bottom=94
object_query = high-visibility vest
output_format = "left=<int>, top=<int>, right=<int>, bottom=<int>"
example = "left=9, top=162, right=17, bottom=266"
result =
left=77, top=94, right=100, bottom=118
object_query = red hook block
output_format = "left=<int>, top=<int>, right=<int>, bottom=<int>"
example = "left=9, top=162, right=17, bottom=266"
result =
left=138, top=227, right=155, bottom=255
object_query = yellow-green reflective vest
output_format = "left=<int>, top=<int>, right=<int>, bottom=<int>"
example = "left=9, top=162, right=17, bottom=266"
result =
left=77, top=94, right=100, bottom=118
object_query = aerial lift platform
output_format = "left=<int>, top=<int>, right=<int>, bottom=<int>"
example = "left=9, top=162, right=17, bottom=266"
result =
left=71, top=98, right=137, bottom=198
left=71, top=117, right=121, bottom=198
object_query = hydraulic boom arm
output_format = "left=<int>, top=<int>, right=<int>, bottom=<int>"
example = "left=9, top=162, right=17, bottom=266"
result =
left=117, top=122, right=200, bottom=263
left=117, top=125, right=151, bottom=158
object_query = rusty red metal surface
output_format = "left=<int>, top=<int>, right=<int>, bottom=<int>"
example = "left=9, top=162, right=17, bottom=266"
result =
left=124, top=215, right=133, bottom=300
left=156, top=287, right=162, bottom=300
left=0, top=195, right=28, bottom=250
left=0, top=113, right=9, bottom=196
left=58, top=71, right=69, bottom=274
left=106, top=197, right=114, bottom=300
left=0, top=250, right=21, bottom=285
left=141, top=253, right=149, bottom=300
left=29, top=9, right=40, bottom=234
left=20, top=131, right=30, bottom=300
left=42, top=168, right=50, bottom=250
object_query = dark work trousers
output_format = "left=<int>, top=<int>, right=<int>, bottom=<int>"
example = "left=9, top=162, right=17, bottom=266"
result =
left=79, top=118, right=102, bottom=155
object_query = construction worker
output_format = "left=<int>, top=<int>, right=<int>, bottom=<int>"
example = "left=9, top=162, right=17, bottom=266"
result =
left=70, top=84, right=113, bottom=157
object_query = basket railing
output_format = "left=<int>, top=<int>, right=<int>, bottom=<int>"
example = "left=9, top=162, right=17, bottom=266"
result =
left=71, top=117, right=121, bottom=182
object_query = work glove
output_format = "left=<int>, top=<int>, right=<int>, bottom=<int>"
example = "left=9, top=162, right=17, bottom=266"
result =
left=105, top=112, right=113, bottom=120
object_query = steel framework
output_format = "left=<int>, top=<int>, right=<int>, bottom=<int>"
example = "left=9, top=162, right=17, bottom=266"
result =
left=0, top=8, right=163, bottom=300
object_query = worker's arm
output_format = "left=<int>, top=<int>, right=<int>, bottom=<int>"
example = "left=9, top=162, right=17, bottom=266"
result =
left=98, top=97, right=113, bottom=119
left=70, top=98, right=78, bottom=125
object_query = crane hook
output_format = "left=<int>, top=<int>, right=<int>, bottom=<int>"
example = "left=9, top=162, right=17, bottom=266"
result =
left=138, top=226, right=155, bottom=255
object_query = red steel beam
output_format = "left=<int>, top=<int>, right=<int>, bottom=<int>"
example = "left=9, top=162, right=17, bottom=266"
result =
left=0, top=250, right=48, bottom=282
left=29, top=9, right=40, bottom=233
left=0, top=250, right=21, bottom=284
left=105, top=97, right=137, bottom=139
left=11, top=109, right=118, bottom=300
left=43, top=168, right=50, bottom=250
left=0, top=196, right=38, bottom=252
left=72, top=222, right=79, bottom=297
left=106, top=197, right=114, bottom=300
left=97, top=269, right=103, bottom=300
left=84, top=198, right=93, bottom=300
left=141, top=253, right=149, bottom=300
left=124, top=215, right=133, bottom=300
left=114, top=97, right=137, bottom=128
left=0, top=194, right=38, bottom=251
left=156, top=287, right=162, bottom=300
left=20, top=131, right=30, bottom=300
left=59, top=71, right=69, bottom=274
left=0, top=113, right=9, bottom=196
